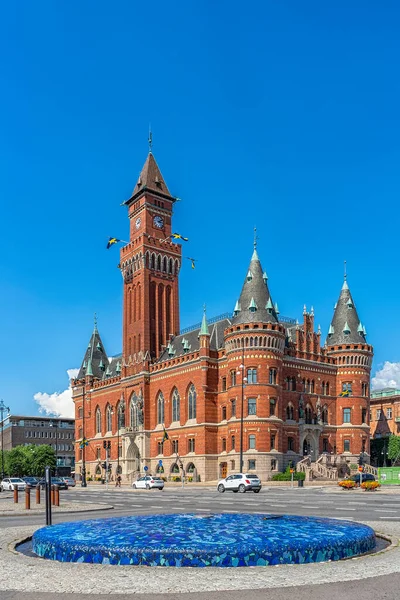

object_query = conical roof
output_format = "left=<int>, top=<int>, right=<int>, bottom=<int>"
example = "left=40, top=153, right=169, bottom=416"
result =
left=77, top=322, right=110, bottom=380
left=326, top=279, right=367, bottom=345
left=232, top=249, right=278, bottom=325
left=128, top=152, right=171, bottom=202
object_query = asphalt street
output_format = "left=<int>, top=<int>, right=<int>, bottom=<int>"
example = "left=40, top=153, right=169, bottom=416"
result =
left=1, top=484, right=399, bottom=527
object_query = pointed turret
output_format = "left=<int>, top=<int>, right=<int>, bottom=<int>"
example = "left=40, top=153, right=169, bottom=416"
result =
left=200, top=306, right=210, bottom=336
left=232, top=248, right=278, bottom=325
left=326, top=278, right=367, bottom=345
left=77, top=317, right=110, bottom=380
left=126, top=153, right=172, bottom=203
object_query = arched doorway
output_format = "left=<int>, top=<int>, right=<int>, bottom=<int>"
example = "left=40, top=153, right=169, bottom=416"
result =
left=302, top=434, right=318, bottom=460
left=125, top=441, right=140, bottom=476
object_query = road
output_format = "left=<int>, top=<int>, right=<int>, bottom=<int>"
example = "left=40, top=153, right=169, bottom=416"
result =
left=2, top=485, right=400, bottom=600
left=1, top=484, right=399, bottom=527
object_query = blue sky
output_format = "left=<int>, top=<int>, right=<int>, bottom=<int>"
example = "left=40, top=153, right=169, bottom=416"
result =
left=1, top=1, right=400, bottom=416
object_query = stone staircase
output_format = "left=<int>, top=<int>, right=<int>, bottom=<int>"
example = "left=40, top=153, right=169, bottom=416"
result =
left=296, top=455, right=339, bottom=481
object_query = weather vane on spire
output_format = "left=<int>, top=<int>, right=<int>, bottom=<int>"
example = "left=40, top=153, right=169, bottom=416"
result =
left=344, top=259, right=347, bottom=280
left=148, top=125, right=153, bottom=153
left=253, top=226, right=259, bottom=249
left=94, top=312, right=98, bottom=332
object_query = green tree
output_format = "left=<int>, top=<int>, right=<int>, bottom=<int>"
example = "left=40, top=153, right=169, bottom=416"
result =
left=388, top=435, right=400, bottom=464
left=30, top=445, right=56, bottom=477
left=6, top=446, right=29, bottom=477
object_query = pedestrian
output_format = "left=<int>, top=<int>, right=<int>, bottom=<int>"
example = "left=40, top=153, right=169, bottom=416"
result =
left=116, top=474, right=122, bottom=488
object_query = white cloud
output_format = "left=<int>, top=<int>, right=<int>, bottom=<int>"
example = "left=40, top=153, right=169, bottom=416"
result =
left=34, top=368, right=79, bottom=418
left=372, top=361, right=400, bottom=390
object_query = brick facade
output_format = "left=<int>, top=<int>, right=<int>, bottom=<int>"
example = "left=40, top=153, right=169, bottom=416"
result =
left=72, top=152, right=373, bottom=483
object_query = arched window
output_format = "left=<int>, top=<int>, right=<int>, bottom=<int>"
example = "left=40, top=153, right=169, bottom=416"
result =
left=310, top=380, right=315, bottom=393
left=305, top=405, right=312, bottom=424
left=291, top=377, right=296, bottom=391
left=95, top=407, right=101, bottom=434
left=106, top=405, right=112, bottom=432
left=286, top=404, right=294, bottom=420
left=188, top=384, right=196, bottom=420
left=130, top=394, right=137, bottom=427
left=322, top=405, right=328, bottom=424
left=157, top=392, right=165, bottom=425
left=248, top=434, right=256, bottom=449
left=172, top=388, right=180, bottom=422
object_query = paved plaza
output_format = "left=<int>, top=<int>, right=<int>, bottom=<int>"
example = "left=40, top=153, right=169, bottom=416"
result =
left=0, top=485, right=399, bottom=598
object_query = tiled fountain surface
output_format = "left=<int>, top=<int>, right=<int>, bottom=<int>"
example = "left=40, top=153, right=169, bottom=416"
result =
left=1, top=520, right=397, bottom=594
left=31, top=513, right=376, bottom=567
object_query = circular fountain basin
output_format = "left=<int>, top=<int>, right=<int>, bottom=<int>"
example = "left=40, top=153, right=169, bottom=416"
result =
left=32, top=513, right=375, bottom=567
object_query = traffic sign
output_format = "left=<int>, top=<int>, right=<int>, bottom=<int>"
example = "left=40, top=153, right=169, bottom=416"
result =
left=358, top=467, right=363, bottom=472
left=144, top=466, right=148, bottom=472
left=158, top=460, right=163, bottom=466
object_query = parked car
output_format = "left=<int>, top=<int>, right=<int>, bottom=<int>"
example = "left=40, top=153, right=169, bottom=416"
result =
left=37, top=477, right=69, bottom=490
left=1, top=478, right=27, bottom=491
left=61, top=477, right=75, bottom=487
left=349, top=473, right=375, bottom=484
left=22, top=477, right=39, bottom=486
left=217, top=473, right=262, bottom=493
left=132, top=476, right=164, bottom=490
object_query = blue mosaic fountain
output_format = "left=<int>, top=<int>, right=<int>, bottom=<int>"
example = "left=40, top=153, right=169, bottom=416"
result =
left=32, top=513, right=375, bottom=567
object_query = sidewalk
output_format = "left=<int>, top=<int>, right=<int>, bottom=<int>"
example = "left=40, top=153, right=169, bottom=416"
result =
left=0, top=495, right=112, bottom=516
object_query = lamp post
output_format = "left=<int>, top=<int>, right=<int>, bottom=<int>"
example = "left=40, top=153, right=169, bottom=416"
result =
left=50, top=418, right=59, bottom=476
left=237, top=345, right=247, bottom=473
left=382, top=438, right=388, bottom=468
left=0, top=400, right=10, bottom=480
left=81, top=386, right=87, bottom=487
left=116, top=396, right=125, bottom=477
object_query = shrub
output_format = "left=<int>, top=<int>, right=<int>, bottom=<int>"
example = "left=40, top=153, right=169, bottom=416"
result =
left=361, top=481, right=380, bottom=491
left=172, top=476, right=181, bottom=482
left=271, top=466, right=305, bottom=481
left=349, top=463, right=358, bottom=470
left=338, top=480, right=356, bottom=489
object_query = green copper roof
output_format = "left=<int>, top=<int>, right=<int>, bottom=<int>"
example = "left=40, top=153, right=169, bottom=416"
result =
left=357, top=322, right=363, bottom=333
left=86, top=358, right=93, bottom=376
left=248, top=297, right=258, bottom=311
left=328, top=324, right=334, bottom=335
left=233, top=300, right=241, bottom=315
left=200, top=308, right=210, bottom=336
left=274, top=302, right=280, bottom=314
left=343, top=321, right=351, bottom=334
left=265, top=297, right=274, bottom=310
left=263, top=271, right=268, bottom=282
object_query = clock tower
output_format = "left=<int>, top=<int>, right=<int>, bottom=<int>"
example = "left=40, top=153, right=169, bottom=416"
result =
left=120, top=152, right=181, bottom=370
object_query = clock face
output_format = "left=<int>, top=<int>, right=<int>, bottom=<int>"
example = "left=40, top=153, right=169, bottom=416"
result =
left=135, top=217, right=141, bottom=230
left=153, top=215, right=164, bottom=229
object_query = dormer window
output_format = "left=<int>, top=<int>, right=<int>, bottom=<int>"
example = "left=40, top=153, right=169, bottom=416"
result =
left=247, top=270, right=253, bottom=282
left=265, top=298, right=274, bottom=314
left=248, top=297, right=257, bottom=312
left=328, top=324, right=334, bottom=338
left=346, top=298, right=353, bottom=309
left=343, top=321, right=351, bottom=335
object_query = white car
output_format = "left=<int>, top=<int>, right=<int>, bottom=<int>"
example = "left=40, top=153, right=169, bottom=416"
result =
left=1, top=477, right=27, bottom=491
left=132, top=475, right=164, bottom=490
left=217, top=473, right=262, bottom=494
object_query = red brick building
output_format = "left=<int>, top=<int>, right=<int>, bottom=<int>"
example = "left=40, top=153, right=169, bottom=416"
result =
left=72, top=152, right=373, bottom=482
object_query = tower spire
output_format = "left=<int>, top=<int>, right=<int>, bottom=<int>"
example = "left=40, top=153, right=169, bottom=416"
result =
left=326, top=276, right=366, bottom=345
left=148, top=125, right=153, bottom=154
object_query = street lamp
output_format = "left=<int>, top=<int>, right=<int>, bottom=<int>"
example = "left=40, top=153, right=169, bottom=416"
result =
left=0, top=400, right=10, bottom=480
left=116, top=396, right=125, bottom=477
left=49, top=418, right=59, bottom=476
left=81, top=386, right=87, bottom=487
left=237, top=345, right=247, bottom=473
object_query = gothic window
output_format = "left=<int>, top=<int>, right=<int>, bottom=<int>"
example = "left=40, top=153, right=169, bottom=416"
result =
left=188, top=384, right=197, bottom=420
left=322, top=405, right=328, bottom=424
left=117, top=400, right=125, bottom=428
left=326, top=382, right=330, bottom=395
left=305, top=406, right=312, bottom=424
left=269, top=368, right=277, bottom=385
left=95, top=407, right=101, bottom=434
left=286, top=404, right=294, bottom=420
left=172, top=388, right=180, bottom=422
left=222, top=406, right=227, bottom=420
left=230, top=371, right=236, bottom=386
left=130, top=394, right=138, bottom=428
left=286, top=377, right=290, bottom=391
left=157, top=392, right=165, bottom=425
left=248, top=434, right=256, bottom=449
left=106, top=405, right=112, bottom=432
left=231, top=435, right=235, bottom=450
left=222, top=438, right=227, bottom=451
